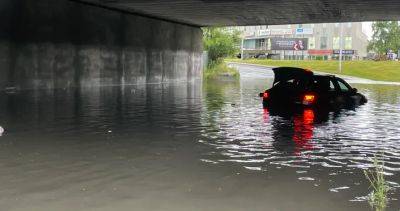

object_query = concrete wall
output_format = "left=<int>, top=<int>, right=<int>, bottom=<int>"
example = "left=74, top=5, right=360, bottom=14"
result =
left=0, top=0, right=203, bottom=90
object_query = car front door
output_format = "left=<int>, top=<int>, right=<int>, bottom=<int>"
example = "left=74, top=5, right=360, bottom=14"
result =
left=333, top=78, right=356, bottom=105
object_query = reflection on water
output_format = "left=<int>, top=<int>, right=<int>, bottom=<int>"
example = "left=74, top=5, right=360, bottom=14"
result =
left=273, top=108, right=315, bottom=155
left=0, top=77, right=399, bottom=210
left=200, top=78, right=400, bottom=209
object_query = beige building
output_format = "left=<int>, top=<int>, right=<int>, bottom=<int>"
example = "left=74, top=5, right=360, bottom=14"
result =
left=227, top=23, right=368, bottom=60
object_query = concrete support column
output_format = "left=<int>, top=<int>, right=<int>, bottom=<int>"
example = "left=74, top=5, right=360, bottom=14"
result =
left=0, top=0, right=203, bottom=90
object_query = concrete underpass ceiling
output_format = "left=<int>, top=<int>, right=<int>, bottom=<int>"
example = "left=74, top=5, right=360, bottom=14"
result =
left=74, top=0, right=400, bottom=26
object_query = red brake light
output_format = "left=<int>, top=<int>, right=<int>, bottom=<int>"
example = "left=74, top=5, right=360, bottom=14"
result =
left=263, top=92, right=269, bottom=99
left=303, top=94, right=315, bottom=105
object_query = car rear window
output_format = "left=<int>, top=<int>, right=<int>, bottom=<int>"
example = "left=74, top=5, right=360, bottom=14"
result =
left=274, top=78, right=308, bottom=89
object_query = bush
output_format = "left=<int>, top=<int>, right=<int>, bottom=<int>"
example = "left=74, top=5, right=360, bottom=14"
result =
left=203, top=27, right=241, bottom=66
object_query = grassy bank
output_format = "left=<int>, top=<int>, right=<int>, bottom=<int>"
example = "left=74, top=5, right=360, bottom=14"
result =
left=226, top=58, right=400, bottom=82
left=204, top=62, right=240, bottom=80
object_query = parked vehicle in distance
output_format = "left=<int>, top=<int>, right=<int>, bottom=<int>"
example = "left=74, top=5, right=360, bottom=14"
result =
left=259, top=67, right=367, bottom=109
left=254, top=53, right=268, bottom=59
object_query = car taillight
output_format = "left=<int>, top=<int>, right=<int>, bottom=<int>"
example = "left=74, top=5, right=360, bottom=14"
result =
left=263, top=92, right=269, bottom=99
left=303, top=94, right=315, bottom=105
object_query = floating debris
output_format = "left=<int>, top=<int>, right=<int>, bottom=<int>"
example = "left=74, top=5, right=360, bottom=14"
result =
left=244, top=166, right=262, bottom=171
left=200, top=159, right=219, bottom=164
left=329, top=186, right=350, bottom=193
left=298, top=177, right=315, bottom=181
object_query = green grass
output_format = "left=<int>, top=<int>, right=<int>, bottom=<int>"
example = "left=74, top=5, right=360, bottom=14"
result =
left=204, top=62, right=240, bottom=80
left=225, top=58, right=400, bottom=82
left=364, top=157, right=390, bottom=211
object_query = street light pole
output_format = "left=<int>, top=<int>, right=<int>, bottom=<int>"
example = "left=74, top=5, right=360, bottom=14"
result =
left=241, top=38, right=244, bottom=60
left=339, top=22, right=343, bottom=73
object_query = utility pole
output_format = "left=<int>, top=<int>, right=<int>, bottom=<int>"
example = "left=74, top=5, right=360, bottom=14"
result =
left=241, top=38, right=244, bottom=60
left=339, top=22, right=343, bottom=73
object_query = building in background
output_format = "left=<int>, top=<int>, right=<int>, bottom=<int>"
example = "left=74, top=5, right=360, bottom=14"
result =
left=226, top=23, right=368, bottom=60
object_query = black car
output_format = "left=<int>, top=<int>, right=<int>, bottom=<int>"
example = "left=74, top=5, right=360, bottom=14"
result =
left=259, top=67, right=367, bottom=109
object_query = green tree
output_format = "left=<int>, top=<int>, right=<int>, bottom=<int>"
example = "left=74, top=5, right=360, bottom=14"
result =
left=368, top=21, right=400, bottom=56
left=203, top=27, right=241, bottom=67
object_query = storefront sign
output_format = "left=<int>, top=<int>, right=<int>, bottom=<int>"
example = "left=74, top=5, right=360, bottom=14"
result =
left=271, top=38, right=308, bottom=50
left=244, top=31, right=255, bottom=37
left=258, top=29, right=293, bottom=36
left=258, top=30, right=269, bottom=36
left=270, top=28, right=293, bottom=35
left=295, top=28, right=313, bottom=35
left=333, top=50, right=355, bottom=55
left=308, top=49, right=333, bottom=55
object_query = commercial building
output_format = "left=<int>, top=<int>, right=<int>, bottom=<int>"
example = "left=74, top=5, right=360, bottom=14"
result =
left=227, top=23, right=368, bottom=60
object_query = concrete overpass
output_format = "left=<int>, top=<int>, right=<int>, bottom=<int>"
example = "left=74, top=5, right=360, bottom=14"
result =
left=73, top=0, right=400, bottom=26
left=1, top=0, right=399, bottom=90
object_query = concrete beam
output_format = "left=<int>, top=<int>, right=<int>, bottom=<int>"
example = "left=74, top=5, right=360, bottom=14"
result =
left=76, top=0, right=400, bottom=26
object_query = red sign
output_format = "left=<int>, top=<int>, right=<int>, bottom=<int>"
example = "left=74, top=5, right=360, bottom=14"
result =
left=308, top=49, right=333, bottom=55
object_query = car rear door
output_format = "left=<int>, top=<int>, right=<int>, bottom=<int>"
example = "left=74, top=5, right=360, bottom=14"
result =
left=310, top=76, right=337, bottom=105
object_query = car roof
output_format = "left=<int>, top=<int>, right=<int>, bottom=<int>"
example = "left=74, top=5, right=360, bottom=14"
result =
left=313, top=74, right=335, bottom=78
left=272, top=67, right=345, bottom=84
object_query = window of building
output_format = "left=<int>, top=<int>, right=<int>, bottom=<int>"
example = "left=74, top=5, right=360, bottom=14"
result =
left=320, top=37, right=327, bottom=49
left=309, top=37, right=315, bottom=49
left=345, top=37, right=352, bottom=49
left=322, top=28, right=327, bottom=36
left=333, top=37, right=340, bottom=49
left=260, top=39, right=266, bottom=49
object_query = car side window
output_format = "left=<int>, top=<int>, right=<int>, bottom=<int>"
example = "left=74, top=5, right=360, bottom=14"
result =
left=329, top=80, right=335, bottom=91
left=337, top=80, right=350, bottom=92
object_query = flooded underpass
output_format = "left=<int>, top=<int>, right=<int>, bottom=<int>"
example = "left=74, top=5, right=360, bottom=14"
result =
left=1, top=65, right=400, bottom=211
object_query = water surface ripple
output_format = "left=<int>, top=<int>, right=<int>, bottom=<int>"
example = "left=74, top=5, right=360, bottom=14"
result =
left=0, top=75, right=399, bottom=210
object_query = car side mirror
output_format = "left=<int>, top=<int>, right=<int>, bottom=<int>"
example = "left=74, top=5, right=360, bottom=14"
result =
left=259, top=93, right=264, bottom=97
left=352, top=88, right=358, bottom=93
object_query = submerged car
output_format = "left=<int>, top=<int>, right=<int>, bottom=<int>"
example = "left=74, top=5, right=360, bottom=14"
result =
left=259, top=67, right=367, bottom=109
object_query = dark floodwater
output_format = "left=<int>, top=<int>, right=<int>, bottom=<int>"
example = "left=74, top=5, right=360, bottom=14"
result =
left=1, top=70, right=400, bottom=210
